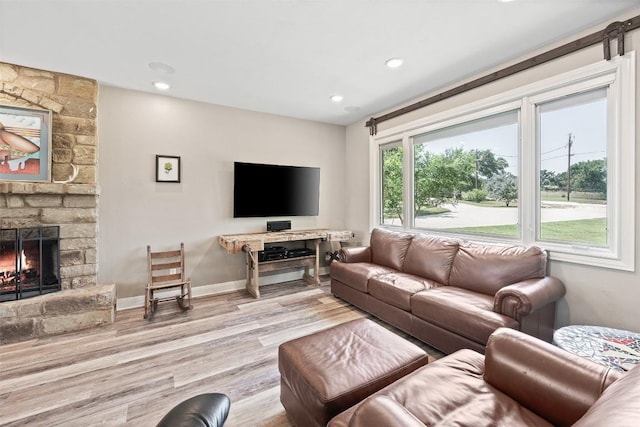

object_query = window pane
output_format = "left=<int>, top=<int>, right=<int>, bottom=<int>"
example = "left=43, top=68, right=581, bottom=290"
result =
left=412, top=110, right=519, bottom=236
left=538, top=88, right=607, bottom=246
left=381, top=143, right=403, bottom=225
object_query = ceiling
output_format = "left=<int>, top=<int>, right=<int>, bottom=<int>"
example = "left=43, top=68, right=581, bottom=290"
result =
left=0, top=1, right=639, bottom=126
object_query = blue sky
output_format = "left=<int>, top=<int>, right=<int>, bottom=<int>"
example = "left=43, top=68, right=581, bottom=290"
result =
left=414, top=91, right=607, bottom=175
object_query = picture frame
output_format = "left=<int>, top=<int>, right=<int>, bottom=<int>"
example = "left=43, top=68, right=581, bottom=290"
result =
left=155, top=155, right=181, bottom=183
left=0, top=105, right=52, bottom=182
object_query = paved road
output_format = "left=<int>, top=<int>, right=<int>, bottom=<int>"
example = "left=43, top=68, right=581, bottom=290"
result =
left=400, top=201, right=606, bottom=228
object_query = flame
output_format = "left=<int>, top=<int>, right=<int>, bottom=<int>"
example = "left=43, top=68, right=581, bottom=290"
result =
left=20, top=249, right=31, bottom=270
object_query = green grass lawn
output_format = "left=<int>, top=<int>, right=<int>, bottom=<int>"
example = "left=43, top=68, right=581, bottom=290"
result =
left=540, top=191, right=606, bottom=205
left=448, top=217, right=606, bottom=245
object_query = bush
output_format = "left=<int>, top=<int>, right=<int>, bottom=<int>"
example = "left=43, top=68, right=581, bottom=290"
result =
left=463, top=189, right=487, bottom=203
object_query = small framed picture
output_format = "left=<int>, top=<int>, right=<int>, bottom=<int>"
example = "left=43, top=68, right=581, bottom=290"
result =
left=155, top=155, right=181, bottom=183
left=0, top=105, right=52, bottom=182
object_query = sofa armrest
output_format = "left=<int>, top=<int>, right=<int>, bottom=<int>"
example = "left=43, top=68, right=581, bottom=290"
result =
left=347, top=396, right=425, bottom=427
left=485, top=328, right=622, bottom=427
left=338, top=246, right=371, bottom=263
left=493, top=276, right=565, bottom=320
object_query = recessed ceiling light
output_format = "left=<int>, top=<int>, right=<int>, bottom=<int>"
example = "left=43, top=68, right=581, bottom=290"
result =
left=344, top=106, right=360, bottom=112
left=148, top=62, right=175, bottom=74
left=385, top=58, right=404, bottom=69
left=330, top=95, right=344, bottom=103
left=152, top=81, right=171, bottom=90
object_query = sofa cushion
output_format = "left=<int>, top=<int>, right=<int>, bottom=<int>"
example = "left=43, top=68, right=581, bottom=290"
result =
left=449, top=242, right=547, bottom=295
left=411, top=287, right=518, bottom=345
left=348, top=396, right=426, bottom=427
left=328, top=349, right=552, bottom=427
left=368, top=273, right=440, bottom=312
left=369, top=228, right=413, bottom=271
left=573, top=363, right=640, bottom=427
left=402, top=234, right=459, bottom=284
left=330, top=261, right=397, bottom=293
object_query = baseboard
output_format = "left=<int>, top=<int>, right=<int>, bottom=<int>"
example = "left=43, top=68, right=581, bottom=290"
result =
left=116, top=266, right=330, bottom=311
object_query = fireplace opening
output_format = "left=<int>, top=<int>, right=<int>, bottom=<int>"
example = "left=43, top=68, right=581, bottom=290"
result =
left=0, top=226, right=60, bottom=302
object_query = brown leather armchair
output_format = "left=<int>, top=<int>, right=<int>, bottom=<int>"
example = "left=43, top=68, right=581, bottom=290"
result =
left=329, top=328, right=637, bottom=427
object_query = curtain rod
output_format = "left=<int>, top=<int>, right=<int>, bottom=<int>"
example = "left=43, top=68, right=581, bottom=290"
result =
left=366, top=14, right=640, bottom=135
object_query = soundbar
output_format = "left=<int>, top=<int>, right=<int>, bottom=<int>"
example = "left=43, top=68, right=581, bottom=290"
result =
left=267, top=220, right=291, bottom=232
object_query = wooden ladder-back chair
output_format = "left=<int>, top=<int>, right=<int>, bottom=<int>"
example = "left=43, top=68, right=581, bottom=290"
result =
left=145, top=242, right=192, bottom=319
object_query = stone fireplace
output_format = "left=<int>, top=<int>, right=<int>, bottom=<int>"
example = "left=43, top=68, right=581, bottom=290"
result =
left=0, top=62, right=115, bottom=344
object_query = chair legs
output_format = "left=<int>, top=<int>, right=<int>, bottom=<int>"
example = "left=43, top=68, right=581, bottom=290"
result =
left=145, top=282, right=192, bottom=319
left=176, top=282, right=193, bottom=311
left=144, top=286, right=151, bottom=319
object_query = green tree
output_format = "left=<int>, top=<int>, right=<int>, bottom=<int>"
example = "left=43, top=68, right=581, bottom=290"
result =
left=571, top=159, right=606, bottom=193
left=474, top=149, right=509, bottom=188
left=413, top=146, right=475, bottom=216
left=382, top=146, right=404, bottom=223
left=487, top=172, right=518, bottom=206
left=414, top=148, right=435, bottom=215
left=464, top=188, right=487, bottom=203
left=540, top=169, right=561, bottom=190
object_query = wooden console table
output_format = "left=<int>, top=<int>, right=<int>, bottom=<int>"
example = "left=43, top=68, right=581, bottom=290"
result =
left=218, top=229, right=354, bottom=298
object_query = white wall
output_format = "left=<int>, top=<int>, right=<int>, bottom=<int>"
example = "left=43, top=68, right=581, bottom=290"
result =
left=345, top=12, right=640, bottom=332
left=98, top=86, right=346, bottom=298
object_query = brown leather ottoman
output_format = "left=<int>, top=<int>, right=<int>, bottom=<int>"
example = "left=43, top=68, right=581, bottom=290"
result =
left=278, top=318, right=429, bottom=427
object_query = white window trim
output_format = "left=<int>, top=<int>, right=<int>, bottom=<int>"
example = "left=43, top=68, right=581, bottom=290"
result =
left=370, top=53, right=635, bottom=271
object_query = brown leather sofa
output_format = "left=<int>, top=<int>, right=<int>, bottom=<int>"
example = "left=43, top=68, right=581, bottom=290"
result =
left=328, top=328, right=638, bottom=427
left=330, top=228, right=566, bottom=354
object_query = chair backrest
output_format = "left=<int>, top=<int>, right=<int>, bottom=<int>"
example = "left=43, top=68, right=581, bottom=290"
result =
left=147, top=242, right=186, bottom=286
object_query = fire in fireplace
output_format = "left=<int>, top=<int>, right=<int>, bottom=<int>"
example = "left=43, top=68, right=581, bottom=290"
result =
left=0, top=226, right=60, bottom=302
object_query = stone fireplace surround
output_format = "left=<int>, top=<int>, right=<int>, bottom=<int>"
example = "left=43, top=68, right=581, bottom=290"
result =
left=0, top=62, right=116, bottom=344
left=0, top=183, right=116, bottom=344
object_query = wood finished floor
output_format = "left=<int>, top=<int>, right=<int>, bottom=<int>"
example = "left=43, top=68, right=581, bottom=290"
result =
left=0, top=277, right=442, bottom=427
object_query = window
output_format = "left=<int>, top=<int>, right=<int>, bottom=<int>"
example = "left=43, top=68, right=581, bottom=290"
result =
left=537, top=88, right=608, bottom=246
left=412, top=111, right=519, bottom=237
left=372, top=54, right=635, bottom=270
left=380, top=141, right=403, bottom=226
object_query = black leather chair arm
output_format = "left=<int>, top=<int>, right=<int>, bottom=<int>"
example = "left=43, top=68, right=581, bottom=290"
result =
left=156, top=393, right=231, bottom=427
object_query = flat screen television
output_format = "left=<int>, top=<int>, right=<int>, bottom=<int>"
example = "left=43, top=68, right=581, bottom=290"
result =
left=233, top=162, right=320, bottom=218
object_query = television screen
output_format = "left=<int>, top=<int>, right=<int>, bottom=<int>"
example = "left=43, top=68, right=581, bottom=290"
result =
left=233, top=162, right=320, bottom=218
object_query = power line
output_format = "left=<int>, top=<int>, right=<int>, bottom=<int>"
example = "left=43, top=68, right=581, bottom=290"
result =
left=541, top=144, right=567, bottom=155
left=541, top=151, right=606, bottom=162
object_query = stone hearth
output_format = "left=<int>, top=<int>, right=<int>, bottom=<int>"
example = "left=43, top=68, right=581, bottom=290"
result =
left=0, top=284, right=116, bottom=344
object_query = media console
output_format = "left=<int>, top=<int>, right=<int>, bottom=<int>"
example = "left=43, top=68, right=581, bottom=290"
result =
left=218, top=229, right=354, bottom=298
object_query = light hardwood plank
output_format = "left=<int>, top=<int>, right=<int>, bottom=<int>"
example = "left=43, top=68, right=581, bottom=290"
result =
left=0, top=277, right=442, bottom=426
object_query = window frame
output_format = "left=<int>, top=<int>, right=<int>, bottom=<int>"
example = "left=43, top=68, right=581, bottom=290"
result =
left=370, top=53, right=635, bottom=271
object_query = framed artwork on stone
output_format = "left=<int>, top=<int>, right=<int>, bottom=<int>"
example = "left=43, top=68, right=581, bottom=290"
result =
left=156, top=155, right=181, bottom=183
left=0, top=105, right=52, bottom=182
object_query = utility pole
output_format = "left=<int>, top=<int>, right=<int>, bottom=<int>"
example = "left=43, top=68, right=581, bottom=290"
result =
left=566, top=133, right=574, bottom=201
